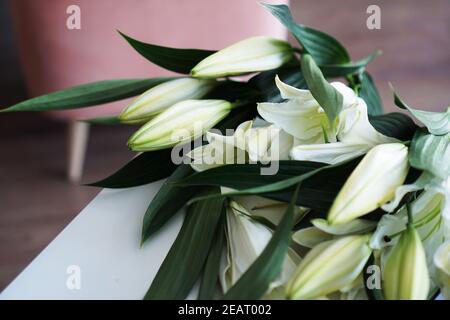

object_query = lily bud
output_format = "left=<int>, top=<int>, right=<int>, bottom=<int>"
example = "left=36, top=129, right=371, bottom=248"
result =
left=328, top=143, right=409, bottom=225
left=128, top=99, right=231, bottom=151
left=190, top=36, right=293, bottom=78
left=119, top=78, right=216, bottom=123
left=383, top=225, right=430, bottom=300
left=286, top=235, right=372, bottom=300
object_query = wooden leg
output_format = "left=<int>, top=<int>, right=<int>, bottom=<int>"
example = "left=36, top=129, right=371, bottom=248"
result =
left=67, top=121, right=90, bottom=183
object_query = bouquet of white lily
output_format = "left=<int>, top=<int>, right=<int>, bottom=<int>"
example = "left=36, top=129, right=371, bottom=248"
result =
left=3, top=3, right=449, bottom=300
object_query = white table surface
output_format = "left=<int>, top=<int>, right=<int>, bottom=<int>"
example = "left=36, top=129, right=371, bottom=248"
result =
left=0, top=181, right=199, bottom=300
left=1, top=181, right=442, bottom=300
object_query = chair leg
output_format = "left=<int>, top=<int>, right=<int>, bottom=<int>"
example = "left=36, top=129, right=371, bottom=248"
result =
left=67, top=121, right=90, bottom=183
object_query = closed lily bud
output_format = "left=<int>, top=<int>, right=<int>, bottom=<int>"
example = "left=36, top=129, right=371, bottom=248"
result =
left=128, top=99, right=232, bottom=151
left=190, top=36, right=293, bottom=78
left=383, top=225, right=430, bottom=300
left=328, top=143, right=409, bottom=225
left=286, top=235, right=372, bottom=300
left=119, top=78, right=216, bottom=124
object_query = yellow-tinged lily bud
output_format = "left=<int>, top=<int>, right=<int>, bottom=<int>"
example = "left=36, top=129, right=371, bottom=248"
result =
left=119, top=78, right=216, bottom=124
left=328, top=143, right=409, bottom=225
left=190, top=36, right=293, bottom=78
left=286, top=234, right=372, bottom=300
left=128, top=99, right=232, bottom=151
left=383, top=225, right=430, bottom=300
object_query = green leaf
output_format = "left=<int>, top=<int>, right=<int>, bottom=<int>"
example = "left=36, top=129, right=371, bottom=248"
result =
left=81, top=116, right=121, bottom=125
left=409, top=130, right=450, bottom=179
left=301, top=54, right=343, bottom=125
left=320, top=51, right=380, bottom=78
left=392, top=86, right=450, bottom=135
left=249, top=63, right=307, bottom=102
left=119, top=31, right=216, bottom=74
left=141, top=165, right=201, bottom=244
left=181, top=159, right=358, bottom=212
left=198, top=215, right=226, bottom=300
left=369, top=112, right=418, bottom=141
left=223, top=184, right=299, bottom=299
left=144, top=188, right=224, bottom=300
left=215, top=103, right=258, bottom=132
left=87, top=149, right=177, bottom=188
left=1, top=78, right=174, bottom=112
left=359, top=72, right=384, bottom=116
left=262, top=3, right=350, bottom=64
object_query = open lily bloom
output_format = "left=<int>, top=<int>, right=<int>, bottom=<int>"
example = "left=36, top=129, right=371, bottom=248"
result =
left=371, top=189, right=448, bottom=290
left=258, top=76, right=397, bottom=164
left=220, top=201, right=301, bottom=297
left=230, top=195, right=307, bottom=226
left=187, top=120, right=294, bottom=171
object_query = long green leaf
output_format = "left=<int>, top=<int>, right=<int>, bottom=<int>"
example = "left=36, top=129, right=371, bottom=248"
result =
left=369, top=112, right=418, bottom=141
left=181, top=159, right=358, bottom=212
left=359, top=72, right=384, bottom=116
left=320, top=51, right=380, bottom=78
left=1, top=78, right=174, bottom=112
left=144, top=188, right=224, bottom=300
left=141, top=164, right=200, bottom=244
left=392, top=86, right=450, bottom=136
left=87, top=149, right=177, bottom=188
left=409, top=130, right=450, bottom=179
left=198, top=214, right=226, bottom=300
left=262, top=3, right=350, bottom=64
left=223, top=184, right=299, bottom=299
left=119, top=32, right=215, bottom=74
left=82, top=116, right=121, bottom=125
left=301, top=54, right=343, bottom=125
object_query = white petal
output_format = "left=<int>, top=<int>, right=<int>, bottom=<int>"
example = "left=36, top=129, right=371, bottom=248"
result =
left=290, top=142, right=369, bottom=164
left=312, top=218, right=377, bottom=235
left=338, top=98, right=398, bottom=146
left=382, top=171, right=434, bottom=212
left=292, top=227, right=333, bottom=248
left=257, top=100, right=329, bottom=142
left=275, top=75, right=314, bottom=101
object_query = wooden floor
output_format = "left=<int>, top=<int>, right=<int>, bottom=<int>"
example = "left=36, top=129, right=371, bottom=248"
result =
left=1, top=0, right=450, bottom=291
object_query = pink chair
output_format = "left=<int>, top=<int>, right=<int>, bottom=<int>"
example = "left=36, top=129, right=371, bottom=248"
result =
left=10, top=0, right=288, bottom=182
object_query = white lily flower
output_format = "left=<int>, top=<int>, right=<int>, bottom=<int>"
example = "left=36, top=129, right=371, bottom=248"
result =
left=292, top=227, right=333, bottom=248
left=383, top=225, right=430, bottom=300
left=119, top=78, right=216, bottom=123
left=371, top=189, right=444, bottom=250
left=245, top=125, right=294, bottom=162
left=311, top=218, right=377, bottom=235
left=292, top=218, right=376, bottom=249
left=128, top=99, right=231, bottom=151
left=286, top=234, right=372, bottom=300
left=187, top=121, right=294, bottom=171
left=264, top=76, right=397, bottom=164
left=190, top=37, right=293, bottom=78
left=257, top=76, right=355, bottom=144
left=290, top=142, right=370, bottom=165
left=336, top=98, right=398, bottom=146
left=220, top=201, right=301, bottom=295
left=328, top=143, right=409, bottom=225
left=231, top=195, right=307, bottom=226
left=187, top=121, right=251, bottom=171
left=434, top=241, right=450, bottom=299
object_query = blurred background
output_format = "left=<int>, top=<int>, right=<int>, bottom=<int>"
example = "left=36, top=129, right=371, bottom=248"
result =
left=1, top=0, right=449, bottom=290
